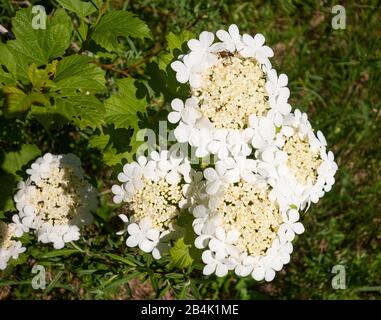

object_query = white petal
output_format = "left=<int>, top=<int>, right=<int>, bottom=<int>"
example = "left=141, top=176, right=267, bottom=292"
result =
left=292, top=222, right=305, bottom=235
left=168, top=111, right=181, bottom=124
left=126, top=234, right=139, bottom=247
left=146, top=229, right=160, bottom=241
left=202, top=250, right=214, bottom=264
left=265, top=269, right=276, bottom=282
left=278, top=74, right=288, bottom=87
left=203, top=263, right=216, bottom=276
left=139, top=240, right=155, bottom=253
left=288, top=209, right=300, bottom=223
left=252, top=267, right=265, bottom=281
left=216, top=30, right=231, bottom=42
left=209, top=239, right=224, bottom=253
left=226, top=229, right=239, bottom=243
left=139, top=218, right=152, bottom=231
left=215, top=263, right=228, bottom=277
left=127, top=223, right=139, bottom=235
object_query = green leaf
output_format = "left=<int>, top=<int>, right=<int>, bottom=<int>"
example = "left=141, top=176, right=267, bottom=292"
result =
left=28, top=55, right=106, bottom=129
left=45, top=271, right=64, bottom=294
left=89, top=132, right=110, bottom=149
left=8, top=8, right=73, bottom=66
left=0, top=173, right=16, bottom=212
left=91, top=10, right=151, bottom=52
left=53, top=55, right=106, bottom=95
left=0, top=44, right=22, bottom=85
left=56, top=0, right=97, bottom=18
left=105, top=253, right=138, bottom=267
left=147, top=31, right=193, bottom=101
left=169, top=237, right=193, bottom=270
left=104, top=78, right=146, bottom=130
left=27, top=62, right=57, bottom=89
left=3, top=86, right=49, bottom=117
left=89, top=128, right=135, bottom=166
left=40, top=249, right=80, bottom=258
left=54, top=94, right=105, bottom=129
left=28, top=104, right=70, bottom=130
left=1, top=144, right=41, bottom=176
left=158, top=30, right=193, bottom=70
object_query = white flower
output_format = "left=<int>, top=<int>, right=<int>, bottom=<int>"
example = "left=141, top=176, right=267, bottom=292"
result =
left=117, top=163, right=143, bottom=193
left=216, top=24, right=243, bottom=52
left=269, top=238, right=293, bottom=265
left=112, top=149, right=191, bottom=259
left=137, top=156, right=158, bottom=181
left=189, top=118, right=214, bottom=158
left=241, top=33, right=274, bottom=67
left=227, top=130, right=253, bottom=157
left=252, top=252, right=282, bottom=282
left=268, top=173, right=303, bottom=211
left=266, top=69, right=289, bottom=98
left=111, top=184, right=130, bottom=204
left=269, top=89, right=292, bottom=126
left=278, top=209, right=305, bottom=242
left=126, top=218, right=160, bottom=253
left=10, top=215, right=28, bottom=237
left=179, top=170, right=204, bottom=209
left=203, top=163, right=237, bottom=195
left=208, top=227, right=240, bottom=259
left=250, top=115, right=280, bottom=150
left=38, top=225, right=80, bottom=249
left=168, top=97, right=200, bottom=125
left=0, top=222, right=26, bottom=270
left=158, top=151, right=191, bottom=184
left=256, top=146, right=288, bottom=179
left=187, top=31, right=223, bottom=66
left=192, top=205, right=220, bottom=236
left=26, top=153, right=55, bottom=182
left=222, top=156, right=258, bottom=183
left=13, top=153, right=97, bottom=250
left=235, top=254, right=258, bottom=277
left=174, top=121, right=195, bottom=143
left=171, top=52, right=204, bottom=88
left=202, top=250, right=229, bottom=277
left=208, top=129, right=230, bottom=159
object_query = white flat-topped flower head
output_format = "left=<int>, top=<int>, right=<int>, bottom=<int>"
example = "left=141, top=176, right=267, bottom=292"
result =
left=112, top=150, right=192, bottom=259
left=187, top=172, right=304, bottom=281
left=273, top=109, right=338, bottom=209
left=0, top=221, right=26, bottom=270
left=169, top=24, right=294, bottom=160
left=13, top=153, right=97, bottom=250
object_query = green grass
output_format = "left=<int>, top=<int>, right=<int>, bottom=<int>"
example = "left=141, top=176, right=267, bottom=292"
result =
left=1, top=0, right=381, bottom=299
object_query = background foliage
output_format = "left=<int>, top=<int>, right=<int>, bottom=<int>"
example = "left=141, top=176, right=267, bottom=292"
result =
left=0, top=0, right=380, bottom=300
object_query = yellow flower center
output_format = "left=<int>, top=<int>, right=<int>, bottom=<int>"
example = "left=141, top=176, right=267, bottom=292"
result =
left=0, top=221, right=14, bottom=249
left=126, top=178, right=184, bottom=231
left=192, top=52, right=270, bottom=129
left=26, top=165, right=85, bottom=225
left=216, top=181, right=282, bottom=256
left=283, top=135, right=322, bottom=185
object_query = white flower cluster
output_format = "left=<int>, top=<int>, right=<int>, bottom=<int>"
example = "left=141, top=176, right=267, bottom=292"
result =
left=0, top=221, right=26, bottom=270
left=168, top=25, right=338, bottom=281
left=111, top=150, right=192, bottom=259
left=12, top=153, right=97, bottom=249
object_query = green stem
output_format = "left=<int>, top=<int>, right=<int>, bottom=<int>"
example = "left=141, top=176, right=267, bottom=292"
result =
left=79, top=0, right=110, bottom=53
